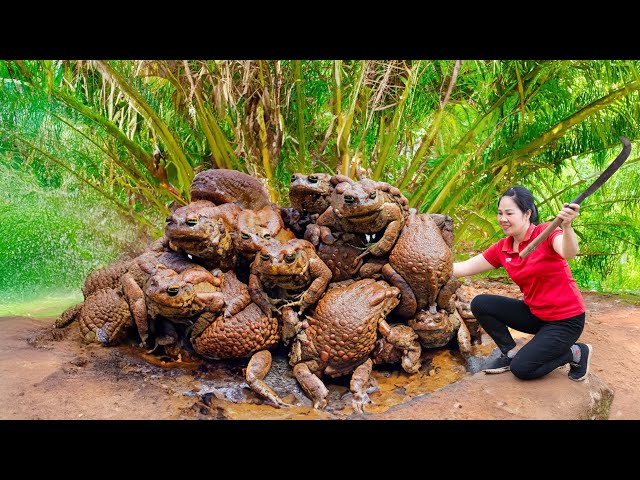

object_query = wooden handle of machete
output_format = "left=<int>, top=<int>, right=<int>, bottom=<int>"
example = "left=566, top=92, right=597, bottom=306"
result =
left=519, top=217, right=564, bottom=259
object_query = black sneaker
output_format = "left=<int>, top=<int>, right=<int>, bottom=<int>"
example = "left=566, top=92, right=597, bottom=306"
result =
left=568, top=343, right=592, bottom=381
left=482, top=353, right=512, bottom=374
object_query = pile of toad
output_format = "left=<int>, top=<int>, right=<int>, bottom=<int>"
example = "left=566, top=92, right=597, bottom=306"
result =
left=55, top=169, right=481, bottom=412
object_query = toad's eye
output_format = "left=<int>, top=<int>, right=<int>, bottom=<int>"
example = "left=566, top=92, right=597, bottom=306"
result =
left=186, top=218, right=198, bottom=226
left=167, top=286, right=180, bottom=297
left=344, top=195, right=355, bottom=204
left=290, top=175, right=298, bottom=183
left=260, top=254, right=270, bottom=261
left=241, top=232, right=250, bottom=240
left=284, top=253, right=296, bottom=263
left=369, top=191, right=377, bottom=199
left=397, top=292, right=402, bottom=299
left=263, top=233, right=271, bottom=240
left=165, top=216, right=172, bottom=223
left=308, top=175, right=318, bottom=183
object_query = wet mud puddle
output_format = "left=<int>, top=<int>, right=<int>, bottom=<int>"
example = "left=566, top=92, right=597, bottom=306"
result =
left=24, top=322, right=497, bottom=420
left=156, top=346, right=476, bottom=420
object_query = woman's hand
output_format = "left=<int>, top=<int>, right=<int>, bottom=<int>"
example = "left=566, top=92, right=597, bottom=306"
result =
left=553, top=203, right=580, bottom=258
left=557, top=202, right=580, bottom=228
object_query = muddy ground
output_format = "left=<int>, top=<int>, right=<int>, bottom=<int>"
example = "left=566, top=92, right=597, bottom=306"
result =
left=1, top=280, right=639, bottom=420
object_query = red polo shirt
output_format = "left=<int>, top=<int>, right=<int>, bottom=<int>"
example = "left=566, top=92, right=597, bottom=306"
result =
left=482, top=222, right=585, bottom=320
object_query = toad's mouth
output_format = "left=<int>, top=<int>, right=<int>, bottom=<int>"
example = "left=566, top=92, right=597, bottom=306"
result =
left=168, top=228, right=225, bottom=242
left=291, top=186, right=327, bottom=195
left=412, top=311, right=450, bottom=331
left=266, top=271, right=308, bottom=282
left=411, top=321, right=449, bottom=331
left=271, top=272, right=302, bottom=278
left=336, top=208, right=382, bottom=222
left=170, top=232, right=215, bottom=241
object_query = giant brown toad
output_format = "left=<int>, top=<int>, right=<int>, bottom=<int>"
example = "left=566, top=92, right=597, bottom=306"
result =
left=133, top=250, right=228, bottom=344
left=248, top=238, right=332, bottom=344
left=315, top=232, right=386, bottom=282
left=382, top=213, right=454, bottom=318
left=163, top=200, right=241, bottom=271
left=407, top=308, right=472, bottom=355
left=189, top=269, right=285, bottom=407
left=54, top=249, right=224, bottom=348
left=190, top=168, right=271, bottom=210
left=288, top=278, right=420, bottom=411
left=381, top=213, right=470, bottom=352
left=370, top=323, right=422, bottom=372
left=235, top=204, right=297, bottom=262
left=52, top=245, right=170, bottom=343
left=281, top=173, right=333, bottom=237
left=315, top=176, right=409, bottom=258
left=142, top=263, right=225, bottom=350
left=288, top=172, right=333, bottom=214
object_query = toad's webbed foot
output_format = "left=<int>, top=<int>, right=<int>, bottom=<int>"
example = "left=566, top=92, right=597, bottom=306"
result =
left=353, top=245, right=373, bottom=263
left=352, top=391, right=370, bottom=414
left=278, top=298, right=304, bottom=311
left=277, top=290, right=307, bottom=311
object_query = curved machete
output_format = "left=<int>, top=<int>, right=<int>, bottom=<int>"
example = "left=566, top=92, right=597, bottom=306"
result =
left=519, top=136, right=632, bottom=259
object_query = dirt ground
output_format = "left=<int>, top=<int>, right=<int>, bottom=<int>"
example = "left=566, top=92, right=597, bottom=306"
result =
left=1, top=279, right=639, bottom=420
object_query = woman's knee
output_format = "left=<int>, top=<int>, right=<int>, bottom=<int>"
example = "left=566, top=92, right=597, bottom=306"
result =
left=509, top=358, right=540, bottom=380
left=470, top=294, right=492, bottom=317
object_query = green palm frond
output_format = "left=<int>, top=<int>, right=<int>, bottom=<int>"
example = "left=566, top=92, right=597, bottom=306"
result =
left=4, top=59, right=640, bottom=295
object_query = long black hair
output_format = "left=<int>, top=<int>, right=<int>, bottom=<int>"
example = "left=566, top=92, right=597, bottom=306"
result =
left=498, top=186, right=539, bottom=225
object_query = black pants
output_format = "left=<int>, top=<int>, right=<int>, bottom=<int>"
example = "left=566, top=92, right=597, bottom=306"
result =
left=470, top=294, right=585, bottom=380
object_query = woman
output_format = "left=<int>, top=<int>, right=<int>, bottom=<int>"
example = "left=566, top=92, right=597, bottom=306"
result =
left=453, top=186, right=592, bottom=381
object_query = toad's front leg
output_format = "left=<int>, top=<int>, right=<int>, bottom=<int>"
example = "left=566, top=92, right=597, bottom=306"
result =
left=381, top=263, right=417, bottom=319
left=248, top=273, right=275, bottom=317
left=121, top=272, right=149, bottom=347
left=54, top=303, right=83, bottom=328
left=360, top=206, right=404, bottom=258
left=378, top=319, right=422, bottom=373
left=304, top=223, right=336, bottom=246
left=299, top=258, right=332, bottom=312
left=220, top=270, right=252, bottom=317
left=456, top=312, right=472, bottom=357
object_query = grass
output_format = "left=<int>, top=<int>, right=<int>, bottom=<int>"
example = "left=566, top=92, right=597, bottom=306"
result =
left=0, top=288, right=81, bottom=318
left=0, top=162, right=155, bottom=308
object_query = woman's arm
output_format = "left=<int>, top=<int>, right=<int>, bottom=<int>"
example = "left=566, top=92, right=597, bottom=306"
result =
left=552, top=202, right=580, bottom=259
left=453, top=253, right=495, bottom=278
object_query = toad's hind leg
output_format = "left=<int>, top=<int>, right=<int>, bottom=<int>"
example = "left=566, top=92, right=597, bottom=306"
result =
left=350, top=358, right=375, bottom=414
left=54, top=303, right=83, bottom=328
left=293, top=362, right=329, bottom=410
left=246, top=350, right=290, bottom=408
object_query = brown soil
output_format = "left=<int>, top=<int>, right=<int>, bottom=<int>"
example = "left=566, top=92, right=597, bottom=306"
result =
left=1, top=280, right=639, bottom=420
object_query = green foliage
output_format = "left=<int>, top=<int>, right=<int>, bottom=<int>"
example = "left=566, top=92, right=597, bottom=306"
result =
left=3, top=59, right=640, bottom=304
left=0, top=163, right=155, bottom=303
